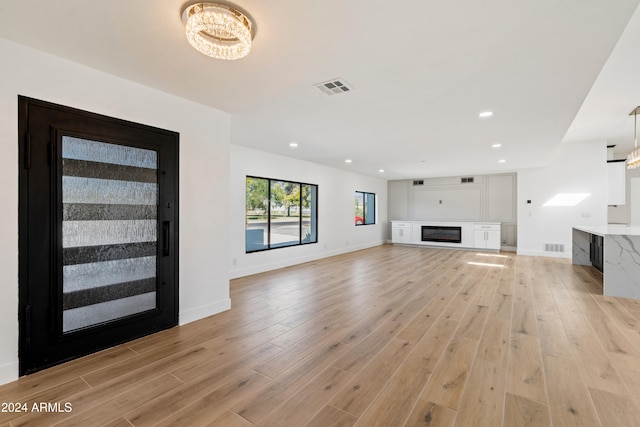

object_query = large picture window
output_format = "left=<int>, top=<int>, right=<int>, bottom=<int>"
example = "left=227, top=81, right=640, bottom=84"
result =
left=246, top=176, right=318, bottom=252
left=355, top=191, right=376, bottom=225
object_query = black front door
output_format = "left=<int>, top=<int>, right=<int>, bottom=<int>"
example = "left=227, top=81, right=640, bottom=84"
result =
left=18, top=97, right=179, bottom=375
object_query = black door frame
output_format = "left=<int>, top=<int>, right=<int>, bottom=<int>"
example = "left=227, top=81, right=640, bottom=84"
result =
left=18, top=96, right=179, bottom=375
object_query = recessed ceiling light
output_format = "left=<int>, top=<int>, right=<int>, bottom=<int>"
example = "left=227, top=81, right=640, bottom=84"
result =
left=492, top=143, right=502, bottom=148
left=345, top=159, right=352, bottom=163
left=289, top=142, right=298, bottom=148
left=479, top=111, right=494, bottom=118
left=420, top=160, right=428, bottom=163
left=378, top=169, right=385, bottom=173
left=498, top=159, right=506, bottom=163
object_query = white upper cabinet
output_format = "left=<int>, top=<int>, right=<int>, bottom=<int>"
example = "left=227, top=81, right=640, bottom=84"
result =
left=608, top=161, right=626, bottom=206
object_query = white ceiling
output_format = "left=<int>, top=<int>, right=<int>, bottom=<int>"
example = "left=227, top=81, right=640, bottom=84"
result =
left=1, top=0, right=639, bottom=179
left=563, top=3, right=640, bottom=159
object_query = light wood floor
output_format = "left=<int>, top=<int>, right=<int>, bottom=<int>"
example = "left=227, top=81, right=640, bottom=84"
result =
left=2, top=244, right=640, bottom=426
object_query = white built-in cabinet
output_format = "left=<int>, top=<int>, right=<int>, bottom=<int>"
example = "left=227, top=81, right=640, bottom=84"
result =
left=390, top=221, right=500, bottom=251
left=473, top=223, right=501, bottom=250
left=391, top=222, right=412, bottom=244
left=607, top=161, right=626, bottom=206
left=387, top=173, right=517, bottom=248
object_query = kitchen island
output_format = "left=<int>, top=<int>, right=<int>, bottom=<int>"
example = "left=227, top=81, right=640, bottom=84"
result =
left=572, top=225, right=640, bottom=299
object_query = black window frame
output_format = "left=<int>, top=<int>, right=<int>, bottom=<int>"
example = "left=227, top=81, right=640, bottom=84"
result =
left=245, top=175, right=318, bottom=253
left=355, top=191, right=376, bottom=226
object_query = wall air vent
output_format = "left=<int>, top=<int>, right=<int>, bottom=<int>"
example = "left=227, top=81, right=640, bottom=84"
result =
left=314, top=78, right=353, bottom=96
left=413, top=180, right=424, bottom=186
left=544, top=243, right=565, bottom=253
left=461, top=177, right=475, bottom=183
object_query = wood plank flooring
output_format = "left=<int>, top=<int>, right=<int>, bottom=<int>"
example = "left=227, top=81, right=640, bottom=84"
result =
left=2, top=244, right=640, bottom=426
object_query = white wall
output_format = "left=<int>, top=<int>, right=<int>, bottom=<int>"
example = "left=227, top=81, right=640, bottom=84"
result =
left=229, top=145, right=388, bottom=278
left=517, top=140, right=607, bottom=257
left=0, top=38, right=231, bottom=384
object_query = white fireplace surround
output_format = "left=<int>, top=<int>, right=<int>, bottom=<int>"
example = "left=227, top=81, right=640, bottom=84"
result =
left=391, top=221, right=501, bottom=251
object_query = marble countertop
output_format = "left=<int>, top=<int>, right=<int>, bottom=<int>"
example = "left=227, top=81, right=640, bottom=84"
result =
left=573, top=224, right=640, bottom=237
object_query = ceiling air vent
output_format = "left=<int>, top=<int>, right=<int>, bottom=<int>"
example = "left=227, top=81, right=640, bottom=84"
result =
left=314, top=78, right=353, bottom=96
left=461, top=177, right=474, bottom=183
left=413, top=180, right=424, bottom=186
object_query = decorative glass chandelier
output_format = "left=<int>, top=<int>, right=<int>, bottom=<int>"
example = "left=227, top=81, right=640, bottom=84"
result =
left=629, top=107, right=640, bottom=169
left=182, top=2, right=253, bottom=60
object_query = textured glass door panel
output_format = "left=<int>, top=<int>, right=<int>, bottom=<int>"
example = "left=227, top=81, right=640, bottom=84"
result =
left=62, top=177, right=158, bottom=205
left=63, top=136, right=158, bottom=168
left=63, top=293, right=156, bottom=332
left=63, top=257, right=156, bottom=291
left=62, top=220, right=157, bottom=247
left=61, top=136, right=158, bottom=333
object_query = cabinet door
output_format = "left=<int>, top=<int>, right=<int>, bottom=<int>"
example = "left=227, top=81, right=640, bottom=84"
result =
left=400, top=226, right=412, bottom=243
left=392, top=227, right=401, bottom=243
left=474, top=230, right=487, bottom=248
left=486, top=230, right=501, bottom=250
left=392, top=226, right=412, bottom=243
left=392, top=227, right=406, bottom=243
left=608, top=162, right=626, bottom=205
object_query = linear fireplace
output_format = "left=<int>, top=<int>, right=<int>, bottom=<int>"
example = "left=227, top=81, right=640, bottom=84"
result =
left=421, top=225, right=462, bottom=243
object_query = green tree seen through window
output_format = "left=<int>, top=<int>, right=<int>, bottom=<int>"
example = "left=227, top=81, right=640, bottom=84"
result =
left=246, top=177, right=268, bottom=218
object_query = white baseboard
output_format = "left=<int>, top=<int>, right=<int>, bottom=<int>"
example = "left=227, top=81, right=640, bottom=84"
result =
left=0, top=360, right=19, bottom=387
left=179, top=298, right=231, bottom=326
left=230, top=240, right=386, bottom=279
left=389, top=242, right=518, bottom=253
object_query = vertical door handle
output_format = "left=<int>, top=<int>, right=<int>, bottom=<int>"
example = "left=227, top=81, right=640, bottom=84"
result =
left=162, top=221, right=171, bottom=256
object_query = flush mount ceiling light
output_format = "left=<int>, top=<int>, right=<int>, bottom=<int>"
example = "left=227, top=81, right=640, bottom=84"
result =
left=181, top=2, right=253, bottom=60
left=628, top=106, right=640, bottom=169
left=479, top=111, right=494, bottom=118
